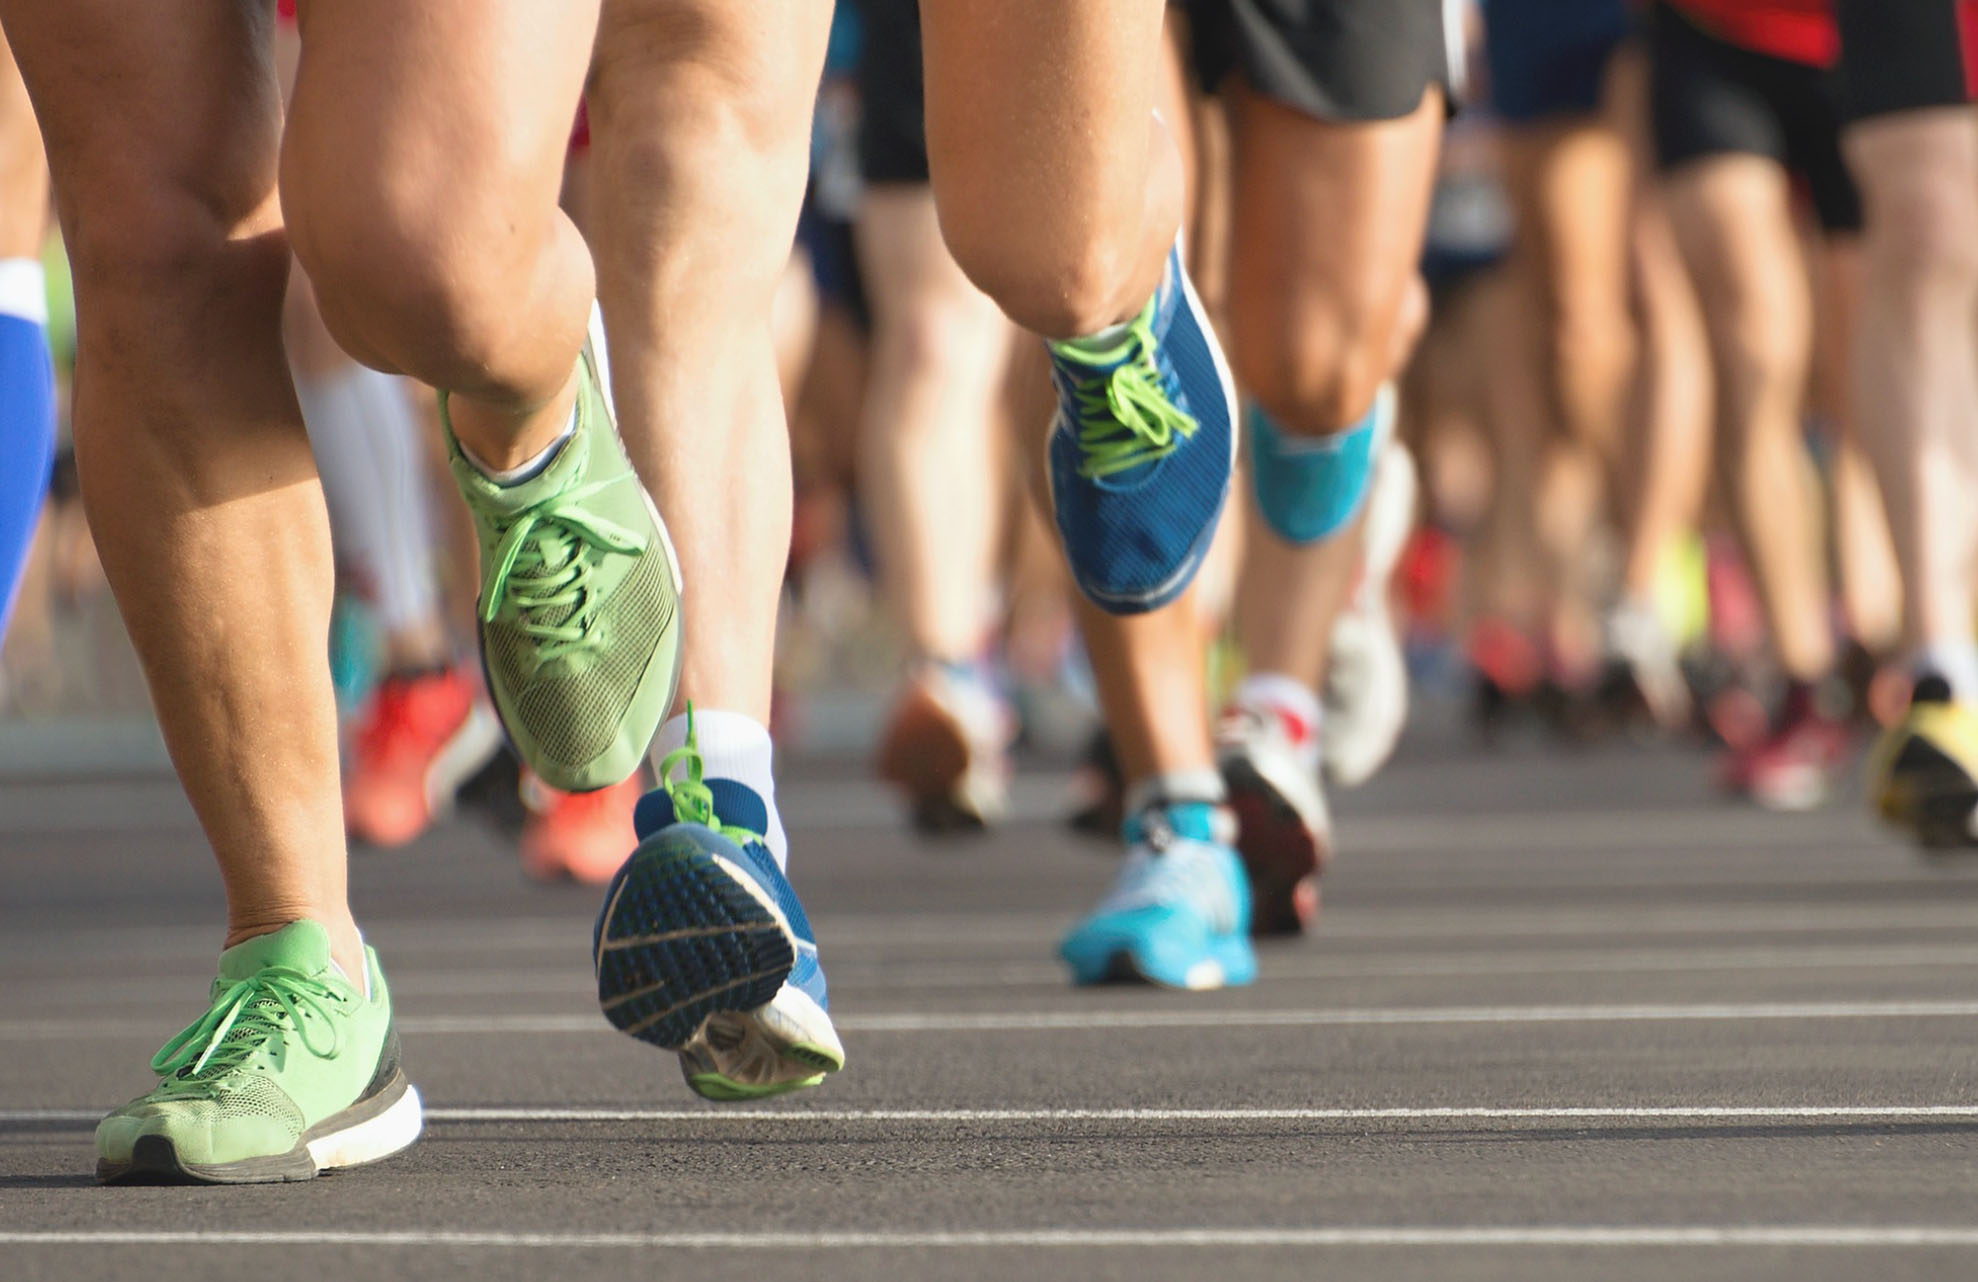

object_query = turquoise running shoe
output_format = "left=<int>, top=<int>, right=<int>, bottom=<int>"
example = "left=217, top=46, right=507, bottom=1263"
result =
left=1059, top=800, right=1257, bottom=990
left=594, top=718, right=844, bottom=1100
left=1045, top=241, right=1237, bottom=615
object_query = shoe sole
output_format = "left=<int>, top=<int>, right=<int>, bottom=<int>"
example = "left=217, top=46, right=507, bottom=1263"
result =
left=1221, top=752, right=1330, bottom=938
left=877, top=686, right=1000, bottom=834
left=1881, top=738, right=1978, bottom=851
left=679, top=983, right=846, bottom=1100
left=595, top=833, right=797, bottom=1053
left=96, top=1073, right=422, bottom=1186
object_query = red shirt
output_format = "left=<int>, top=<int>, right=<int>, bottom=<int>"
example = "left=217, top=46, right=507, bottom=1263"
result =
left=1667, top=0, right=1838, bottom=67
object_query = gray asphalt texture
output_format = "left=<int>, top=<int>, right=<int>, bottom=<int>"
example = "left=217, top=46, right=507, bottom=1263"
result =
left=5, top=723, right=1978, bottom=1281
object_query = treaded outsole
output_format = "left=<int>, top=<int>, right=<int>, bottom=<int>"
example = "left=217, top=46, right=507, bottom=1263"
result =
left=595, top=832, right=796, bottom=1051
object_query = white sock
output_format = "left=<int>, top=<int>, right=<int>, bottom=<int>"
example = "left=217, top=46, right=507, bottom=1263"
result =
left=296, top=364, right=440, bottom=634
left=650, top=709, right=789, bottom=870
left=0, top=257, right=48, bottom=325
left=1916, top=640, right=1978, bottom=703
left=460, top=404, right=576, bottom=486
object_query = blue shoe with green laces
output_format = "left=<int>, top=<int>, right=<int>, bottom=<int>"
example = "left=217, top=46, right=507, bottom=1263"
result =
left=1045, top=241, right=1237, bottom=615
left=594, top=715, right=844, bottom=1100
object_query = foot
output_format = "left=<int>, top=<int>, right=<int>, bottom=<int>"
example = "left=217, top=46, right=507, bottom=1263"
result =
left=1324, top=420, right=1417, bottom=787
left=1060, top=800, right=1256, bottom=990
left=1720, top=682, right=1853, bottom=811
left=520, top=769, right=644, bottom=884
left=594, top=719, right=844, bottom=1100
left=95, top=921, right=420, bottom=1184
left=1867, top=676, right=1978, bottom=849
left=876, top=661, right=1015, bottom=834
left=1599, top=600, right=1693, bottom=733
left=447, top=310, right=684, bottom=793
left=1217, top=697, right=1331, bottom=937
left=1045, top=242, right=1237, bottom=615
left=344, top=665, right=504, bottom=848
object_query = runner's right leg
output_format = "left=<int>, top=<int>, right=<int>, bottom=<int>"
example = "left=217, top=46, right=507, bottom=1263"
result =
left=1841, top=2, right=1978, bottom=843
left=0, top=0, right=422, bottom=1183
left=585, top=0, right=846, bottom=1097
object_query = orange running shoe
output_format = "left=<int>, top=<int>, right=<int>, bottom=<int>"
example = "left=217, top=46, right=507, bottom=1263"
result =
left=519, top=770, right=643, bottom=884
left=344, top=667, right=503, bottom=848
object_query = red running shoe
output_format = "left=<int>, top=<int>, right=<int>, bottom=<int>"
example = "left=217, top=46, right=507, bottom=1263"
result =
left=519, top=771, right=643, bottom=884
left=344, top=667, right=503, bottom=848
left=1720, top=682, right=1854, bottom=811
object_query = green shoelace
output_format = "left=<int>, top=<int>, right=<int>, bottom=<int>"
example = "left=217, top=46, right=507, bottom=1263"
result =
left=482, top=476, right=649, bottom=669
left=150, top=967, right=349, bottom=1082
left=1055, top=303, right=1199, bottom=481
left=656, top=706, right=766, bottom=846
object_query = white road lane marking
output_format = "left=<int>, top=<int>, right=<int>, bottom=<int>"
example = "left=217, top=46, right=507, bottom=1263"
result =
left=10, top=1105, right=1978, bottom=1125
left=6, top=1227, right=1978, bottom=1248
left=11, top=999, right=1978, bottom=1041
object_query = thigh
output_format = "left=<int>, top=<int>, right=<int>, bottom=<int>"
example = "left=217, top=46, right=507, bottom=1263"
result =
left=919, top=0, right=1169, bottom=220
left=0, top=0, right=280, bottom=276
left=1225, top=88, right=1442, bottom=362
left=281, top=0, right=595, bottom=265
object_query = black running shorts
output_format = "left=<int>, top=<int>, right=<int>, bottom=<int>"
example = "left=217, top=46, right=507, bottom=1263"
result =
left=854, top=0, right=931, bottom=186
left=1648, top=2, right=1862, bottom=233
left=1188, top=0, right=1459, bottom=122
left=1837, top=0, right=1978, bottom=124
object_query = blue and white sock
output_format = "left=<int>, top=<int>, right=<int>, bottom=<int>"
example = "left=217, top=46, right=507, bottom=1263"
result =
left=651, top=709, right=790, bottom=871
left=1249, top=383, right=1395, bottom=546
left=0, top=258, right=55, bottom=632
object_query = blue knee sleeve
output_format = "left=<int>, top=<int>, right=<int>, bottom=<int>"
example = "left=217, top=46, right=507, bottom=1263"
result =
left=0, top=310, right=56, bottom=631
left=1248, top=384, right=1393, bottom=546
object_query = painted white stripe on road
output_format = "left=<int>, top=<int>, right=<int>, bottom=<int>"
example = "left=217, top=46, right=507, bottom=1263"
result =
left=10, top=1105, right=1978, bottom=1126
left=10, top=999, right=1978, bottom=1041
left=6, top=1227, right=1978, bottom=1249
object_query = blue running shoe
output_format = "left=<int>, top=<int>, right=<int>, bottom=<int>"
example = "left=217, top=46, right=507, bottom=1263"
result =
left=1059, top=801, right=1257, bottom=990
left=594, top=718, right=844, bottom=1100
left=1046, top=242, right=1237, bottom=615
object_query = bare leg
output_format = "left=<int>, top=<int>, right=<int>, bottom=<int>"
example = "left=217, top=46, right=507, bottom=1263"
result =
left=283, top=0, right=600, bottom=471
left=1227, top=91, right=1443, bottom=687
left=0, top=0, right=356, bottom=970
left=857, top=187, right=1014, bottom=663
left=588, top=0, right=832, bottom=724
left=1665, top=156, right=1835, bottom=683
left=1846, top=109, right=1978, bottom=670
left=920, top=0, right=1183, bottom=339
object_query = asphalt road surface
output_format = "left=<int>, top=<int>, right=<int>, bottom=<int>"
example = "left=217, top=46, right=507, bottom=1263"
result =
left=5, top=727, right=1978, bottom=1281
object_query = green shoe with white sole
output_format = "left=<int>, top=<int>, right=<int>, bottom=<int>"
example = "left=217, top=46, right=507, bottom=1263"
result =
left=446, top=311, right=684, bottom=794
left=95, top=921, right=421, bottom=1184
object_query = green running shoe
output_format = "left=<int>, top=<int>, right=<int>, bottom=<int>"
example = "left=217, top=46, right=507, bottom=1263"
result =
left=95, top=921, right=421, bottom=1185
left=446, top=311, right=684, bottom=793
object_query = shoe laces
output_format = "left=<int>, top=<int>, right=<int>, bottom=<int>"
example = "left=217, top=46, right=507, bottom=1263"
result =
left=1055, top=298, right=1198, bottom=481
left=483, top=476, right=649, bottom=669
left=655, top=706, right=764, bottom=847
left=150, top=967, right=349, bottom=1083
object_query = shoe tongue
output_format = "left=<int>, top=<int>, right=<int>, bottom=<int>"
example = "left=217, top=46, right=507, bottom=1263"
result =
left=217, top=921, right=333, bottom=984
left=634, top=777, right=770, bottom=842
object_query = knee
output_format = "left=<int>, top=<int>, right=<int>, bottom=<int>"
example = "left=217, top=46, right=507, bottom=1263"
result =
left=1548, top=296, right=1636, bottom=393
left=1868, top=177, right=1978, bottom=299
left=938, top=210, right=1142, bottom=341
left=286, top=174, right=547, bottom=390
left=65, top=180, right=288, bottom=335
left=1230, top=295, right=1393, bottom=437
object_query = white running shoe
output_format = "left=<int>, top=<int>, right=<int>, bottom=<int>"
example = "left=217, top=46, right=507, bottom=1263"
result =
left=1216, top=697, right=1332, bottom=936
left=876, top=661, right=1015, bottom=833
left=1324, top=430, right=1418, bottom=788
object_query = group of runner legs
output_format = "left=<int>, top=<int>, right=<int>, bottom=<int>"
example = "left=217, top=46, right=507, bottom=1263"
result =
left=0, top=0, right=1973, bottom=1186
